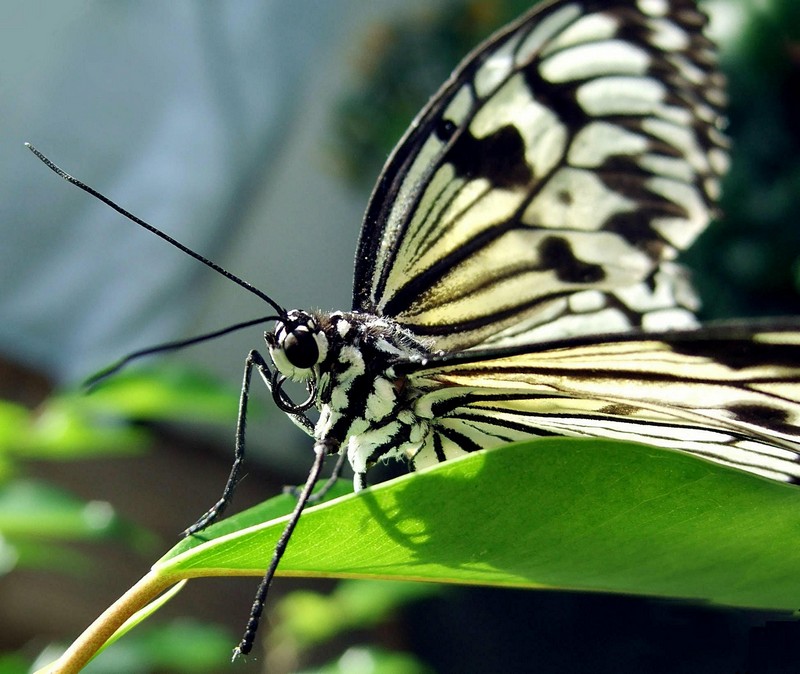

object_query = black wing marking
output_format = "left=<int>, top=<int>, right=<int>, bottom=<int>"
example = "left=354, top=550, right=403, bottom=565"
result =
left=352, top=0, right=727, bottom=352
left=404, top=322, right=800, bottom=482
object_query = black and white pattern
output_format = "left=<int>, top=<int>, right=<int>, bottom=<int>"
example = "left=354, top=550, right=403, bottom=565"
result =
left=353, top=0, right=728, bottom=352
left=36, top=0, right=797, bottom=658
left=204, top=0, right=800, bottom=654
left=257, top=0, right=800, bottom=489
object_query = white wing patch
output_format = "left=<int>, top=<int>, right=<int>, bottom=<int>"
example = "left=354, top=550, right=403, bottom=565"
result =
left=541, top=41, right=651, bottom=83
left=354, top=0, right=727, bottom=354
left=405, top=329, right=800, bottom=482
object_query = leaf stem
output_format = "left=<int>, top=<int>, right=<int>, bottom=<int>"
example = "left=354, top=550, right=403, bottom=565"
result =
left=35, top=571, right=178, bottom=674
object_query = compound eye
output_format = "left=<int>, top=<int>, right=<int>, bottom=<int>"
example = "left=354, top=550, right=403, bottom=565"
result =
left=283, top=327, right=320, bottom=369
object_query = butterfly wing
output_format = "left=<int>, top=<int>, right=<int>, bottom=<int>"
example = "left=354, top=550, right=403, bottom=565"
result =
left=403, top=323, right=800, bottom=482
left=352, top=0, right=728, bottom=352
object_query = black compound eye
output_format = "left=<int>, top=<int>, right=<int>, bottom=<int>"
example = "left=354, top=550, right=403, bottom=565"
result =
left=283, top=327, right=320, bottom=369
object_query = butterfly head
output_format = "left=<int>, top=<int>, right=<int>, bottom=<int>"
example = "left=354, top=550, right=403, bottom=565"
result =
left=268, top=309, right=329, bottom=382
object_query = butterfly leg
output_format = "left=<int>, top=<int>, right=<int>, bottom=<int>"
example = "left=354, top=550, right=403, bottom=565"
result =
left=182, top=349, right=272, bottom=537
left=233, top=436, right=337, bottom=660
left=253, top=352, right=315, bottom=437
left=290, top=449, right=347, bottom=503
left=285, top=448, right=362, bottom=500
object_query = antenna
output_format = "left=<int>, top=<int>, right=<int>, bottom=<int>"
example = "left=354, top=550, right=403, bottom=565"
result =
left=84, top=315, right=280, bottom=387
left=25, top=143, right=286, bottom=316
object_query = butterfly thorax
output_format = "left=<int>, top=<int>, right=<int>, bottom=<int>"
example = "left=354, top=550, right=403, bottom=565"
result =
left=269, top=309, right=433, bottom=483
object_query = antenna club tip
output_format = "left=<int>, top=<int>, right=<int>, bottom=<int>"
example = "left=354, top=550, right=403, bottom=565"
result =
left=24, top=142, right=44, bottom=159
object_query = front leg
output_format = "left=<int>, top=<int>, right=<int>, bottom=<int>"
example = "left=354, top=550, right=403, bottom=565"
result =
left=183, top=349, right=271, bottom=536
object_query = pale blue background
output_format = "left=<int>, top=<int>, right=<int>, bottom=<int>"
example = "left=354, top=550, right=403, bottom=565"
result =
left=0, top=0, right=740, bottom=466
left=0, top=1, right=435, bottom=469
left=1, top=1, right=434, bottom=383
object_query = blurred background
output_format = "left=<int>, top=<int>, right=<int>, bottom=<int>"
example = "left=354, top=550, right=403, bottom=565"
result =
left=1, top=0, right=799, bottom=672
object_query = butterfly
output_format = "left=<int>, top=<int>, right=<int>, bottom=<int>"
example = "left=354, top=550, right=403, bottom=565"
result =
left=28, top=0, right=800, bottom=661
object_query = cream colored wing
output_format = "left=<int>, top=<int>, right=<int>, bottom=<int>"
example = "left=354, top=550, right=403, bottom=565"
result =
left=406, top=324, right=800, bottom=482
left=353, top=0, right=727, bottom=352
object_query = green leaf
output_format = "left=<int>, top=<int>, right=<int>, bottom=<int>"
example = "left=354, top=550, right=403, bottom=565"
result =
left=112, top=618, right=234, bottom=673
left=40, top=615, right=232, bottom=674
left=27, top=397, right=148, bottom=458
left=0, top=479, right=115, bottom=539
left=0, top=479, right=152, bottom=548
left=155, top=438, right=800, bottom=611
left=0, top=651, right=32, bottom=674
left=0, top=367, right=237, bottom=461
left=0, top=398, right=147, bottom=460
left=76, top=367, right=239, bottom=423
left=273, top=579, right=442, bottom=648
left=296, top=646, right=434, bottom=674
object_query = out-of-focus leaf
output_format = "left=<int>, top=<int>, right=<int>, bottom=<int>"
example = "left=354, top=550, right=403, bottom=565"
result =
left=296, top=646, right=434, bottom=674
left=35, top=616, right=231, bottom=674
left=274, top=580, right=441, bottom=648
left=0, top=398, right=147, bottom=460
left=0, top=479, right=151, bottom=552
left=76, top=367, right=238, bottom=423
left=0, top=651, right=32, bottom=674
